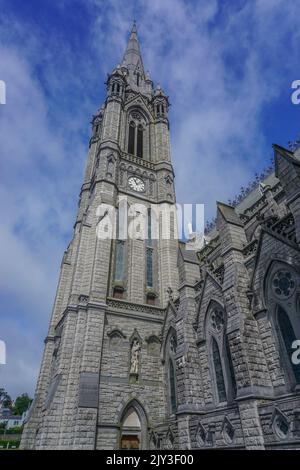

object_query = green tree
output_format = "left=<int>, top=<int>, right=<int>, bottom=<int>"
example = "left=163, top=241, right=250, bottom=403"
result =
left=0, top=422, right=7, bottom=433
left=0, top=388, right=12, bottom=409
left=13, top=393, right=32, bottom=415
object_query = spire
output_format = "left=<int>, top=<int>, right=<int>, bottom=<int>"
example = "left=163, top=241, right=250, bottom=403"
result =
left=122, top=21, right=145, bottom=75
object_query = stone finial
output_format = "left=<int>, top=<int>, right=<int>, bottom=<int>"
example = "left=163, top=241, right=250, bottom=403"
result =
left=167, top=286, right=173, bottom=301
left=288, top=137, right=300, bottom=152
left=259, top=182, right=271, bottom=196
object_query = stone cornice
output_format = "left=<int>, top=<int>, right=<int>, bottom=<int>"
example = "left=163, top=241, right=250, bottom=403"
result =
left=106, top=297, right=165, bottom=319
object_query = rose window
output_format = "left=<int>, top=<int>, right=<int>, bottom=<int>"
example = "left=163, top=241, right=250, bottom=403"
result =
left=210, top=308, right=225, bottom=333
left=272, top=271, right=296, bottom=299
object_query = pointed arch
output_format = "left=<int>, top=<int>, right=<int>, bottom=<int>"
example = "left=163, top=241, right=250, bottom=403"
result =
left=128, top=121, right=135, bottom=155
left=212, top=337, right=227, bottom=403
left=205, top=301, right=237, bottom=404
left=169, top=359, right=176, bottom=413
left=204, top=298, right=226, bottom=334
left=125, top=103, right=152, bottom=160
left=161, top=325, right=177, bottom=362
left=106, top=154, right=116, bottom=178
left=225, top=335, right=237, bottom=398
left=161, top=326, right=177, bottom=415
left=137, top=124, right=143, bottom=158
left=263, top=258, right=298, bottom=308
left=263, top=259, right=300, bottom=389
left=195, top=273, right=223, bottom=339
left=126, top=102, right=152, bottom=124
left=112, top=203, right=127, bottom=298
left=118, top=398, right=148, bottom=450
left=276, top=305, right=300, bottom=385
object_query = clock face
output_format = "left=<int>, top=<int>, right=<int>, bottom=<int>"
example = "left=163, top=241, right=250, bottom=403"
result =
left=128, top=176, right=145, bottom=192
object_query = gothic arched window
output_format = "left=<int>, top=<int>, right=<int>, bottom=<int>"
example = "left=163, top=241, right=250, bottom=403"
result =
left=169, top=360, right=176, bottom=414
left=113, top=206, right=127, bottom=299
left=146, top=208, right=155, bottom=303
left=165, top=332, right=177, bottom=415
left=115, top=240, right=125, bottom=281
left=127, top=111, right=147, bottom=159
left=277, top=305, right=300, bottom=384
left=206, top=302, right=237, bottom=405
left=146, top=248, right=153, bottom=288
left=128, top=121, right=135, bottom=155
left=225, top=335, right=237, bottom=398
left=137, top=125, right=143, bottom=158
left=212, top=338, right=227, bottom=403
left=266, top=263, right=300, bottom=389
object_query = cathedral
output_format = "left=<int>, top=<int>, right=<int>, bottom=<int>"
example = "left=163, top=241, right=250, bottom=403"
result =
left=21, top=24, right=300, bottom=450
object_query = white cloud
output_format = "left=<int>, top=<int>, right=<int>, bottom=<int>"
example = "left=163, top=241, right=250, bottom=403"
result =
left=0, top=318, right=43, bottom=398
left=0, top=0, right=299, bottom=397
left=0, top=18, right=87, bottom=397
left=87, top=0, right=299, bottom=216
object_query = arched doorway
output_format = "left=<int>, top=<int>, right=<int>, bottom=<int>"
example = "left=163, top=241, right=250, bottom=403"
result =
left=120, top=407, right=141, bottom=450
left=119, top=400, right=148, bottom=449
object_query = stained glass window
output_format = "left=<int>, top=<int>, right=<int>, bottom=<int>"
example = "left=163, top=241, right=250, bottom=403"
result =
left=212, top=338, right=227, bottom=403
left=169, top=360, right=176, bottom=413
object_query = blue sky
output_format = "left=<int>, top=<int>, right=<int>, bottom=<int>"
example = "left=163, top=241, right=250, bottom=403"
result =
left=0, top=0, right=299, bottom=398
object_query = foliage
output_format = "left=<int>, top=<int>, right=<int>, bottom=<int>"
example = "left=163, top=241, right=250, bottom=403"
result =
left=0, top=388, right=12, bottom=409
left=0, top=422, right=7, bottom=432
left=0, top=439, right=20, bottom=449
left=13, top=394, right=32, bottom=416
left=2, top=426, right=23, bottom=434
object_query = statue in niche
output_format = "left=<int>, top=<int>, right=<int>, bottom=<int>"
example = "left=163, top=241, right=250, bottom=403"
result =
left=106, top=158, right=114, bottom=178
left=130, top=339, right=141, bottom=375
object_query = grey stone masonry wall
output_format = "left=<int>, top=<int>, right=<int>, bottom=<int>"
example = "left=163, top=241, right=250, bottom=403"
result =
left=22, top=25, right=300, bottom=451
left=22, top=24, right=179, bottom=447
left=97, top=305, right=165, bottom=449
left=172, top=145, right=300, bottom=450
left=238, top=400, right=265, bottom=449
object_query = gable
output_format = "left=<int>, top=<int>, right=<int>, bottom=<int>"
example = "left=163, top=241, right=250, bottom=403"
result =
left=250, top=228, right=300, bottom=309
left=125, top=94, right=154, bottom=122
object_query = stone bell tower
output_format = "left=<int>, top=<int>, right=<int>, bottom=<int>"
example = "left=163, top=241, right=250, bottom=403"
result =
left=21, top=22, right=179, bottom=450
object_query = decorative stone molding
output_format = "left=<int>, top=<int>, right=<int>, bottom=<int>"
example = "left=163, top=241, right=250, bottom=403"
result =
left=107, top=328, right=126, bottom=348
left=107, top=327, right=127, bottom=339
left=145, top=335, right=161, bottom=356
left=271, top=269, right=296, bottom=299
left=222, top=416, right=235, bottom=444
left=106, top=297, right=165, bottom=317
left=270, top=408, right=290, bottom=440
left=164, top=428, right=174, bottom=449
left=195, top=421, right=206, bottom=447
